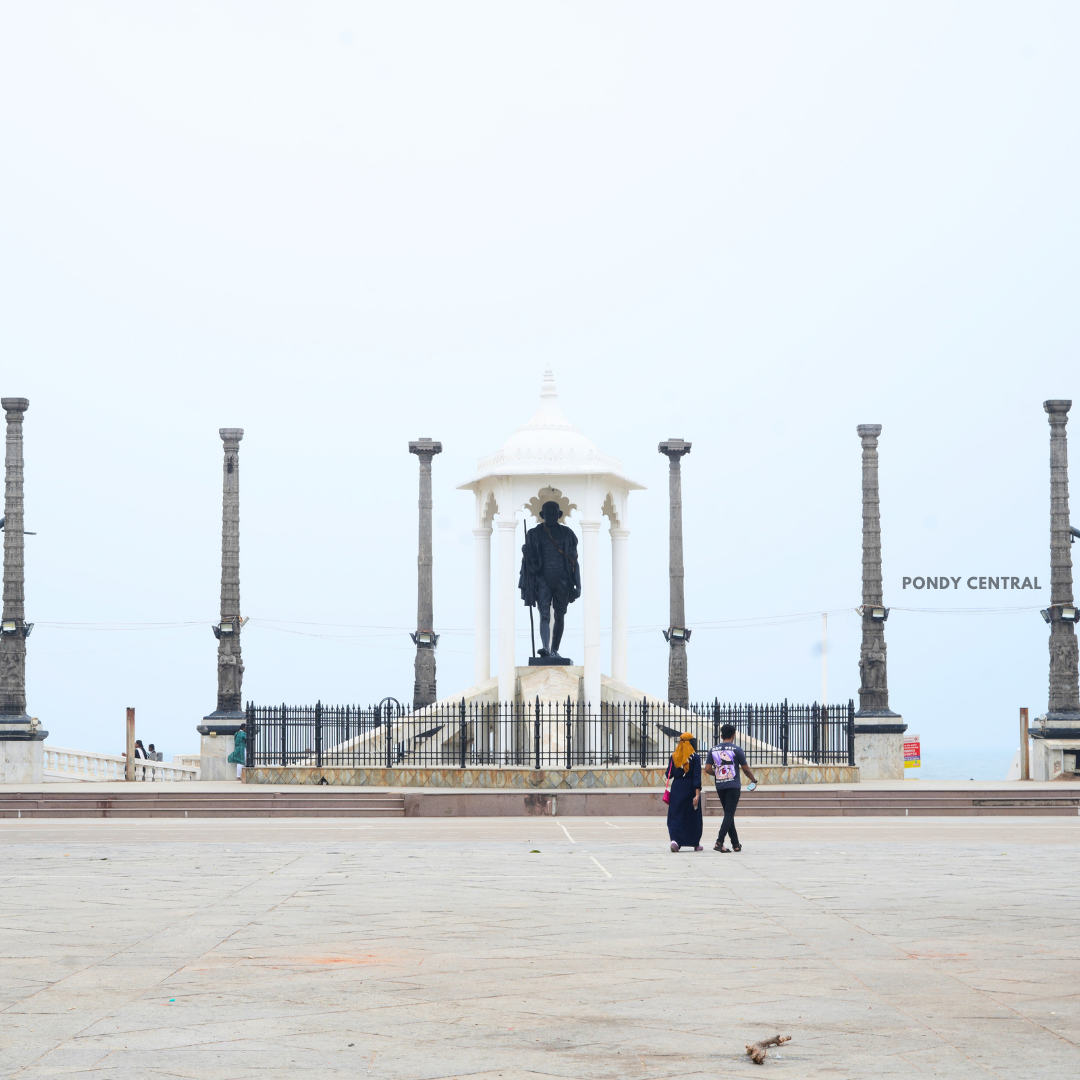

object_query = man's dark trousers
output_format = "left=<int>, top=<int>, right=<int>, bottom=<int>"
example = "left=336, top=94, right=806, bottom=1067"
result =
left=716, top=788, right=741, bottom=848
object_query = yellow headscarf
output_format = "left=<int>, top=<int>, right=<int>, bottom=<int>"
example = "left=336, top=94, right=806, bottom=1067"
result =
left=671, top=732, right=696, bottom=774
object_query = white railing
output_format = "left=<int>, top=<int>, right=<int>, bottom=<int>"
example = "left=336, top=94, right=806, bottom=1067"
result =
left=43, top=746, right=200, bottom=782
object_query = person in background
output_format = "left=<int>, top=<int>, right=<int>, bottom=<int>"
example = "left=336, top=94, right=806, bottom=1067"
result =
left=664, top=732, right=703, bottom=852
left=227, top=724, right=248, bottom=780
left=705, top=723, right=757, bottom=852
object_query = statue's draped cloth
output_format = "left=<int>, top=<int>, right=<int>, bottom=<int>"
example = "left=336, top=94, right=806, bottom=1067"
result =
left=519, top=521, right=581, bottom=609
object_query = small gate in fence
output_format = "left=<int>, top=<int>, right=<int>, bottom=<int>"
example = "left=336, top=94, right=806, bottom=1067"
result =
left=244, top=699, right=855, bottom=770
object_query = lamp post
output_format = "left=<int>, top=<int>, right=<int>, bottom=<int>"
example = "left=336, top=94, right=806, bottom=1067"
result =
left=198, top=428, right=245, bottom=780
left=658, top=439, right=692, bottom=708
left=853, top=424, right=904, bottom=779
left=0, top=397, right=46, bottom=782
left=410, top=438, right=442, bottom=709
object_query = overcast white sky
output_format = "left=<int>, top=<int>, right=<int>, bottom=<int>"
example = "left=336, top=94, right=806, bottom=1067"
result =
left=2, top=2, right=1077, bottom=774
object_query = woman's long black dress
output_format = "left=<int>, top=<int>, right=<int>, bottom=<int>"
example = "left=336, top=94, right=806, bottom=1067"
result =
left=666, top=752, right=703, bottom=848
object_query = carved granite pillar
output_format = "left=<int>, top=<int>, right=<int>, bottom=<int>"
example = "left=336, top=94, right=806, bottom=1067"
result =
left=853, top=424, right=904, bottom=779
left=199, top=429, right=245, bottom=779
left=410, top=438, right=442, bottom=708
left=1044, top=401, right=1080, bottom=726
left=658, top=439, right=691, bottom=708
left=0, top=399, right=30, bottom=722
left=0, top=398, right=46, bottom=781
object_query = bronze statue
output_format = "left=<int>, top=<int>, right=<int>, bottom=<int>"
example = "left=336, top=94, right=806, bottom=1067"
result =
left=519, top=501, right=581, bottom=659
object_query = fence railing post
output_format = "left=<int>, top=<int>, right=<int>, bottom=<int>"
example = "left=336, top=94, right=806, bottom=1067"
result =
left=246, top=701, right=255, bottom=768
left=386, top=703, right=393, bottom=769
left=564, top=696, right=572, bottom=770
left=848, top=698, right=855, bottom=767
left=641, top=697, right=648, bottom=770
left=781, top=699, right=788, bottom=766
left=459, top=698, right=467, bottom=769
left=315, top=700, right=323, bottom=769
left=811, top=702, right=819, bottom=764
left=534, top=696, right=541, bottom=771
left=280, top=703, right=287, bottom=767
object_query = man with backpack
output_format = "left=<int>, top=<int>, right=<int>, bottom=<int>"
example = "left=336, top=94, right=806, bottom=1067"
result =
left=704, top=723, right=758, bottom=852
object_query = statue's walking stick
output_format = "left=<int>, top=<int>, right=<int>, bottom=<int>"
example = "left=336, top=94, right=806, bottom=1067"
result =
left=524, top=517, right=537, bottom=657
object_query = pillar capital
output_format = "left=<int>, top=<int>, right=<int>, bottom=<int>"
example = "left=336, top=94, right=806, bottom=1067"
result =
left=495, top=516, right=519, bottom=530
left=1044, top=400, right=1072, bottom=421
left=218, top=427, right=244, bottom=445
left=410, top=437, right=443, bottom=459
left=857, top=424, right=881, bottom=443
left=1, top=398, right=29, bottom=417
left=658, top=438, right=691, bottom=459
left=472, top=525, right=493, bottom=538
left=609, top=527, right=630, bottom=541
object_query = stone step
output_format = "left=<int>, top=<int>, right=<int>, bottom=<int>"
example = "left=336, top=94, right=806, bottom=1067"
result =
left=2, top=787, right=1077, bottom=817
left=704, top=790, right=1080, bottom=816
left=0, top=790, right=406, bottom=818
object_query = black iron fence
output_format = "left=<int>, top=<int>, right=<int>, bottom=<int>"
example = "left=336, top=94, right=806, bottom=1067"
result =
left=245, top=698, right=855, bottom=770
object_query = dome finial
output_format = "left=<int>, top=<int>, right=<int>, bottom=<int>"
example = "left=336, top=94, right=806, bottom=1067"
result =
left=541, top=367, right=557, bottom=399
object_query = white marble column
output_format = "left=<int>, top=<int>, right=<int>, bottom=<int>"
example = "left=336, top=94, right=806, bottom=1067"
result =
left=610, top=527, right=629, bottom=685
left=473, top=525, right=492, bottom=688
left=581, top=518, right=602, bottom=760
left=496, top=516, right=519, bottom=715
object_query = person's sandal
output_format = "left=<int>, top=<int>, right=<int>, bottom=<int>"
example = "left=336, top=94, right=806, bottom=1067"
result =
left=732, top=845, right=743, bottom=852
left=670, top=841, right=680, bottom=852
left=713, top=842, right=731, bottom=852
left=694, top=845, right=704, bottom=851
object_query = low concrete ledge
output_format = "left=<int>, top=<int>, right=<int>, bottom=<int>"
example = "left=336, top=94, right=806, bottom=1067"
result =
left=755, top=765, right=860, bottom=785
left=405, top=790, right=665, bottom=816
left=244, top=763, right=859, bottom=789
left=245, top=765, right=669, bottom=788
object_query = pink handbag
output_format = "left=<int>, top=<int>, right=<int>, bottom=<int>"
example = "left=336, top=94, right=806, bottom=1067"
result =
left=662, top=789, right=670, bottom=804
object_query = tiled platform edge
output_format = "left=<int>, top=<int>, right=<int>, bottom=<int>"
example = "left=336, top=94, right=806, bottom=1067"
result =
left=244, top=764, right=860, bottom=787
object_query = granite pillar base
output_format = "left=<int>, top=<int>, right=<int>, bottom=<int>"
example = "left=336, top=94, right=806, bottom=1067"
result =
left=853, top=715, right=906, bottom=780
left=0, top=725, right=47, bottom=784
left=198, top=731, right=237, bottom=781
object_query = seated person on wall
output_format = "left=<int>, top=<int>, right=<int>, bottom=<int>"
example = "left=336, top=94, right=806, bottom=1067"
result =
left=519, top=501, right=581, bottom=659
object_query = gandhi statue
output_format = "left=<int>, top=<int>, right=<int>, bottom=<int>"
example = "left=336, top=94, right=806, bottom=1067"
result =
left=518, top=501, right=582, bottom=658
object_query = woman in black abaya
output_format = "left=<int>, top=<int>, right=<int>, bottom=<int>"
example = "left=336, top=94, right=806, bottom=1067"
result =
left=665, top=732, right=703, bottom=851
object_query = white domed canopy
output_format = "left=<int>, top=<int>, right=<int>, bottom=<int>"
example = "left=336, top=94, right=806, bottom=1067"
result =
left=460, top=370, right=644, bottom=711
left=461, top=369, right=643, bottom=487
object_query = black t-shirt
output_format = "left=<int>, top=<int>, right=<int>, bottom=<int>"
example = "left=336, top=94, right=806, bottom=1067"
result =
left=709, top=741, right=747, bottom=790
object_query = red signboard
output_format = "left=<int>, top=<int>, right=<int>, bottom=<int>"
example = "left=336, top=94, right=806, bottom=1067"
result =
left=904, top=737, right=921, bottom=768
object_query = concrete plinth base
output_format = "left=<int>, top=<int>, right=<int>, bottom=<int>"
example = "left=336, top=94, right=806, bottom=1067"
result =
left=199, top=733, right=236, bottom=782
left=0, top=733, right=46, bottom=784
left=517, top=664, right=583, bottom=705
left=1030, top=737, right=1080, bottom=781
left=854, top=716, right=906, bottom=780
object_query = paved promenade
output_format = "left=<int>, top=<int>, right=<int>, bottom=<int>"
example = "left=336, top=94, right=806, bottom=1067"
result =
left=1, top=817, right=1077, bottom=1078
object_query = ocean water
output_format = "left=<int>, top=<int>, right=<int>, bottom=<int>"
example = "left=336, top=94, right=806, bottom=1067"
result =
left=904, top=747, right=1014, bottom=782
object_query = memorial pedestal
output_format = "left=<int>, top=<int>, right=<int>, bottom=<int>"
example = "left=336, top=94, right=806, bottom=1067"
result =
left=853, top=713, right=906, bottom=780
left=0, top=720, right=47, bottom=784
left=197, top=721, right=240, bottom=781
